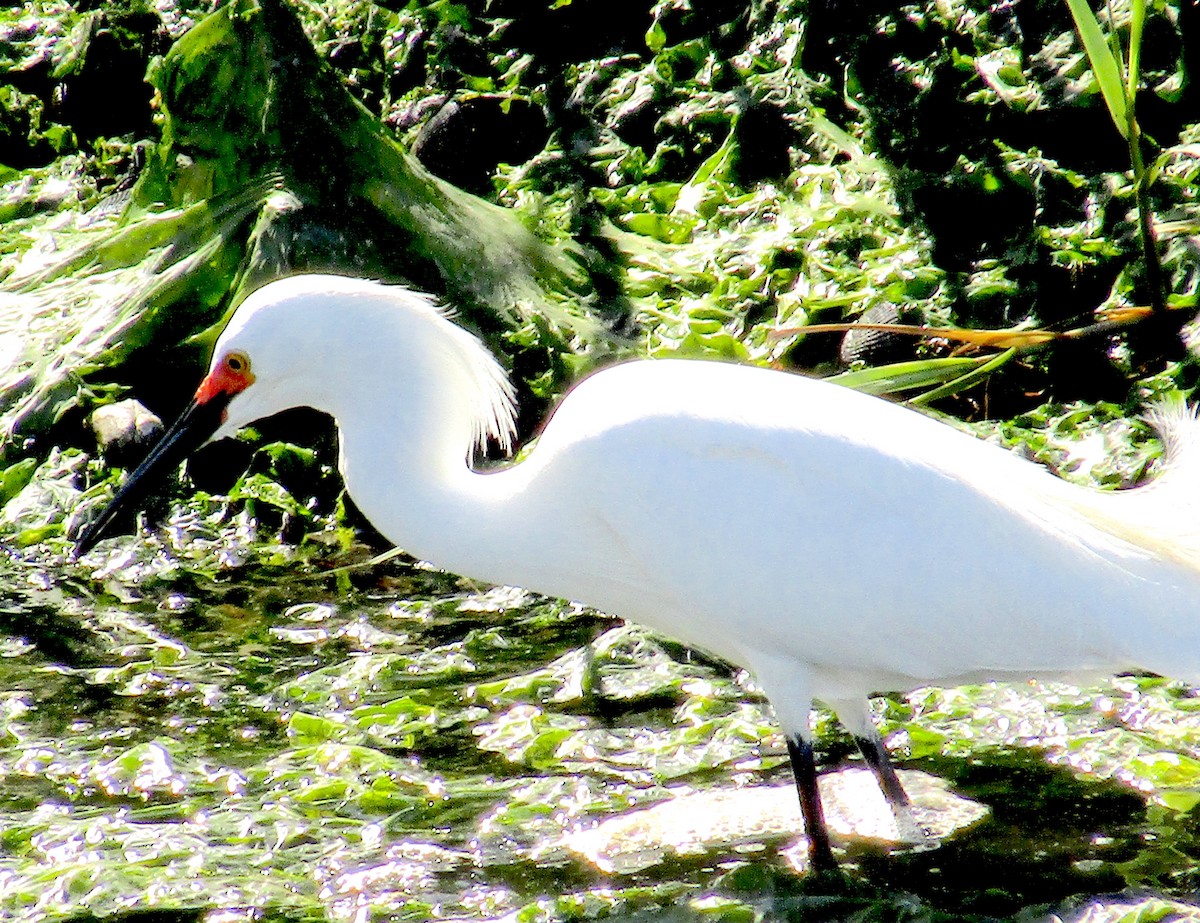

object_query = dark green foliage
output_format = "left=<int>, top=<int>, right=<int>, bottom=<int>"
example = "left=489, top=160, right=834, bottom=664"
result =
left=1, top=4, right=1200, bottom=919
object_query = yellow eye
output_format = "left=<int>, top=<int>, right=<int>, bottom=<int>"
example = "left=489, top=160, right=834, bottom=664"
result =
left=225, top=351, right=251, bottom=374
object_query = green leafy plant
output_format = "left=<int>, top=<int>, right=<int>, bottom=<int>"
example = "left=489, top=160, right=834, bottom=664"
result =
left=1063, top=0, right=1164, bottom=312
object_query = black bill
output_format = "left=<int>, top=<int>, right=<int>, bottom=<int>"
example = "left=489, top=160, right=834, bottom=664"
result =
left=74, top=393, right=232, bottom=555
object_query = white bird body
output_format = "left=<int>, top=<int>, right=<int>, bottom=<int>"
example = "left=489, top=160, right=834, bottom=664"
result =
left=202, top=276, right=1200, bottom=735
left=83, top=274, right=1200, bottom=870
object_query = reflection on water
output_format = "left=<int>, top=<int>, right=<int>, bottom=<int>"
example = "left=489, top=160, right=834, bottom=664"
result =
left=0, top=538, right=1198, bottom=922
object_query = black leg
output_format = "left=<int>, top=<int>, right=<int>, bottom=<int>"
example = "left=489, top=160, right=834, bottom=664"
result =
left=786, top=734, right=838, bottom=873
left=853, top=731, right=909, bottom=808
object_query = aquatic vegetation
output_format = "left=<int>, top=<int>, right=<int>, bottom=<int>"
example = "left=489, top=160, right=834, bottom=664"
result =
left=1, top=0, right=1200, bottom=918
left=1, top=507, right=1200, bottom=919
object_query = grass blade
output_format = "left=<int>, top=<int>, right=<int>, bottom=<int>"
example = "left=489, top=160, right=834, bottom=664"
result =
left=907, top=348, right=1017, bottom=406
left=1127, top=0, right=1145, bottom=100
left=827, top=357, right=989, bottom=396
left=1063, top=0, right=1129, bottom=138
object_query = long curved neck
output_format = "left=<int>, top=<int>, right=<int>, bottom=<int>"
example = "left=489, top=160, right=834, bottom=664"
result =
left=329, top=374, right=523, bottom=585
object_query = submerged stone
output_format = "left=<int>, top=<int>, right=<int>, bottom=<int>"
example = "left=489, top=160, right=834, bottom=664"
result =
left=90, top=398, right=162, bottom=468
left=562, top=768, right=989, bottom=874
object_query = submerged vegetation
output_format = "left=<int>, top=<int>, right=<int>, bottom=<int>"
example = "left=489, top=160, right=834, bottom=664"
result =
left=1, top=0, right=1200, bottom=920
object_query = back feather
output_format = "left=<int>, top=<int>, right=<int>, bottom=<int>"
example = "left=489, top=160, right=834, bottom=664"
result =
left=1060, top=397, right=1200, bottom=573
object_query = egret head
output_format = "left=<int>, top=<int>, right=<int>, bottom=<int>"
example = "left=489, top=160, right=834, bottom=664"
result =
left=74, top=274, right=516, bottom=554
left=73, top=276, right=375, bottom=554
left=196, top=274, right=349, bottom=442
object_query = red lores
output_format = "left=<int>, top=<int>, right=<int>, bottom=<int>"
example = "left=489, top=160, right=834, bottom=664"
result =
left=196, top=352, right=254, bottom=406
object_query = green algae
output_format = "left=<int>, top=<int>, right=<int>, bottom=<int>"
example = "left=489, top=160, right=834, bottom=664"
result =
left=1, top=1, right=1200, bottom=920
left=0, top=511, right=1198, bottom=921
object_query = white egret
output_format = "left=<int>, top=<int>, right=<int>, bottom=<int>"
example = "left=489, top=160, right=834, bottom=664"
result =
left=77, top=274, right=1200, bottom=872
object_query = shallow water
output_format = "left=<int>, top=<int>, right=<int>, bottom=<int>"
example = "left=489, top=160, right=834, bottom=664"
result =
left=1, top=519, right=1200, bottom=923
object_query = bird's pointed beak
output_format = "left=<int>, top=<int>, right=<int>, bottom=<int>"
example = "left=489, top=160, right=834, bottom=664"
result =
left=75, top=360, right=252, bottom=555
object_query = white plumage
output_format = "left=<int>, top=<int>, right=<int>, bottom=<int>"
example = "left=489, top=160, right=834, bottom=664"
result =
left=85, top=273, right=1200, bottom=871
